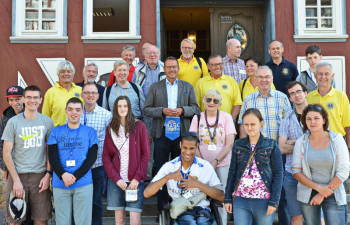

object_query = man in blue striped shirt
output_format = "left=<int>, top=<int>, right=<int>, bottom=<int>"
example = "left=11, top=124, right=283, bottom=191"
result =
left=80, top=83, right=112, bottom=225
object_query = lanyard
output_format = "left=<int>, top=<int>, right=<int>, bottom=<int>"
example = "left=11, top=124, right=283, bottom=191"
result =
left=204, top=110, right=219, bottom=142
left=66, top=124, right=80, bottom=160
left=178, top=159, right=194, bottom=194
left=83, top=109, right=87, bottom=125
left=116, top=86, right=129, bottom=97
left=23, top=113, right=26, bottom=119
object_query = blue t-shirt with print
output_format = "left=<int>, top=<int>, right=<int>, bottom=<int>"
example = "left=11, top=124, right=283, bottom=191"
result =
left=47, top=124, right=98, bottom=190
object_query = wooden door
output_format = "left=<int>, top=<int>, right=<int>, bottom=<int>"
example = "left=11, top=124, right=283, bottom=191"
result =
left=210, top=7, right=264, bottom=61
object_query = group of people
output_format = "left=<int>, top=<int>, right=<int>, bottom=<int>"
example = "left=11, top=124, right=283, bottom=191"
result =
left=0, top=37, right=349, bottom=225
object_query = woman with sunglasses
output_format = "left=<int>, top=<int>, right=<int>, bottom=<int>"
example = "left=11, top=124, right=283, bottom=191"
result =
left=292, top=104, right=349, bottom=225
left=240, top=57, right=275, bottom=100
left=102, top=96, right=150, bottom=225
left=224, top=108, right=283, bottom=225
left=189, top=89, right=235, bottom=224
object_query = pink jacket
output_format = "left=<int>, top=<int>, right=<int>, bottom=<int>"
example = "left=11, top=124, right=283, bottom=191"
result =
left=102, top=121, right=150, bottom=183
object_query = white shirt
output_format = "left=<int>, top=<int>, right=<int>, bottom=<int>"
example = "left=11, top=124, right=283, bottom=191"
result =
left=151, top=156, right=222, bottom=209
left=166, top=78, right=178, bottom=109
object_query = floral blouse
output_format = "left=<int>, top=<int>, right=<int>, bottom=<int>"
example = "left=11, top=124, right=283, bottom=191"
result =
left=236, top=145, right=270, bottom=199
left=189, top=111, right=236, bottom=167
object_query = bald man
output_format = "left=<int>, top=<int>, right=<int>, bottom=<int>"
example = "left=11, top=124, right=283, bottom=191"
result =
left=223, top=38, right=247, bottom=84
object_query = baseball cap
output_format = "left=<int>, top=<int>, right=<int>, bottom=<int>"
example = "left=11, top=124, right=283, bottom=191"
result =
left=4, top=86, right=24, bottom=98
left=8, top=190, right=27, bottom=222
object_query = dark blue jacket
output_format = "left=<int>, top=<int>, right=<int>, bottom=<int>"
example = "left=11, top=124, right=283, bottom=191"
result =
left=224, top=134, right=283, bottom=208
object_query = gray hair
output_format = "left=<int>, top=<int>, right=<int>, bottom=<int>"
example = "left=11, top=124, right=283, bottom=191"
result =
left=269, top=40, right=283, bottom=48
left=315, top=62, right=333, bottom=75
left=255, top=65, right=273, bottom=77
left=57, top=60, right=75, bottom=76
left=202, top=89, right=222, bottom=106
left=113, top=60, right=130, bottom=71
left=83, top=62, right=98, bottom=73
left=181, top=38, right=195, bottom=48
left=145, top=45, right=160, bottom=55
left=121, top=45, right=136, bottom=56
left=226, top=38, right=240, bottom=48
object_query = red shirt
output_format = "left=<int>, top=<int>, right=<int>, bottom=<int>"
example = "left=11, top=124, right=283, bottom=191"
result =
left=107, top=65, right=136, bottom=87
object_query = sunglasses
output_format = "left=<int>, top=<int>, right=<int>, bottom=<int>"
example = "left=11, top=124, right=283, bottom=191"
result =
left=206, top=98, right=219, bottom=104
left=307, top=105, right=323, bottom=112
left=182, top=132, right=198, bottom=137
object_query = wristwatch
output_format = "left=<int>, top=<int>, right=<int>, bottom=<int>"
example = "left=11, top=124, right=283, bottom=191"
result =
left=232, top=118, right=236, bottom=124
left=46, top=170, right=53, bottom=176
left=215, top=159, right=220, bottom=164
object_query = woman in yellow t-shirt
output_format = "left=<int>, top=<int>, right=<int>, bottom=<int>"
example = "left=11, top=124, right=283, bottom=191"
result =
left=239, top=57, right=275, bottom=101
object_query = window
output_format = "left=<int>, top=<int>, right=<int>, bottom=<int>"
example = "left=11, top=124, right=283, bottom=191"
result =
left=293, top=0, right=348, bottom=42
left=10, top=0, right=67, bottom=43
left=82, top=0, right=141, bottom=43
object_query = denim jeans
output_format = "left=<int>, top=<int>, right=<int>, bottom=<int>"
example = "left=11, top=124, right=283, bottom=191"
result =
left=215, top=165, right=229, bottom=225
left=300, top=190, right=346, bottom=225
left=53, top=184, right=93, bottom=225
left=176, top=207, right=213, bottom=225
left=233, top=196, right=276, bottom=225
left=91, top=166, right=106, bottom=225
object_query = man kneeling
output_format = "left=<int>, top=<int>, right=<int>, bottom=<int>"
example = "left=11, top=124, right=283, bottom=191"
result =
left=144, top=132, right=224, bottom=225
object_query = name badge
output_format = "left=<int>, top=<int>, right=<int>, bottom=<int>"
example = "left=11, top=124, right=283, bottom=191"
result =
left=208, top=144, right=217, bottom=151
left=66, top=160, right=76, bottom=167
left=182, top=191, right=193, bottom=199
left=239, top=69, right=246, bottom=74
left=242, top=177, right=253, bottom=186
left=125, top=189, right=138, bottom=202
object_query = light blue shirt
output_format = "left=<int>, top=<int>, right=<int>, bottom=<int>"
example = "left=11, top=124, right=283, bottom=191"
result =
left=80, top=105, right=112, bottom=168
left=166, top=78, right=178, bottom=109
left=140, top=64, right=160, bottom=97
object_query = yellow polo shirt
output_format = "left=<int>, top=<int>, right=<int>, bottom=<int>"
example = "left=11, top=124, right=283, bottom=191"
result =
left=194, top=74, right=242, bottom=114
left=239, top=77, right=276, bottom=100
left=307, top=87, right=350, bottom=136
left=42, top=82, right=83, bottom=126
left=178, top=56, right=209, bottom=87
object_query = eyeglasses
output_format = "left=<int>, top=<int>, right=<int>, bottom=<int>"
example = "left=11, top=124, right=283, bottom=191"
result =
left=183, top=132, right=198, bottom=137
left=206, top=98, right=220, bottom=104
left=164, top=66, right=178, bottom=70
left=181, top=47, right=194, bottom=50
left=24, top=96, right=40, bottom=100
left=83, top=91, right=98, bottom=96
left=288, top=90, right=304, bottom=97
left=256, top=75, right=272, bottom=80
left=209, top=63, right=223, bottom=67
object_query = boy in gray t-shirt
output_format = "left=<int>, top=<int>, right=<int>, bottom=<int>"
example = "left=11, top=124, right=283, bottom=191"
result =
left=2, top=85, right=54, bottom=224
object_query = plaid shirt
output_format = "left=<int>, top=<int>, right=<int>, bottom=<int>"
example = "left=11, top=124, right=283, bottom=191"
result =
left=223, top=55, right=247, bottom=84
left=238, top=89, right=292, bottom=140
left=279, top=111, right=303, bottom=173
left=80, top=105, right=112, bottom=168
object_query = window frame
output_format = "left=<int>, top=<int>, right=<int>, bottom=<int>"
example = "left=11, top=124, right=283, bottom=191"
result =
left=293, top=0, right=348, bottom=42
left=10, top=0, right=68, bottom=43
left=81, top=0, right=141, bottom=43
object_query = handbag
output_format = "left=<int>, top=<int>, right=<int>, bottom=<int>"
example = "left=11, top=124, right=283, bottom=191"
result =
left=232, top=146, right=259, bottom=203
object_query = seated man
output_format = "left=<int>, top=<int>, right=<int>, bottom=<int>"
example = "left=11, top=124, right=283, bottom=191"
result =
left=144, top=133, right=224, bottom=225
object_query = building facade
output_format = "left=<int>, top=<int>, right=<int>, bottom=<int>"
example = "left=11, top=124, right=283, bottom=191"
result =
left=0, top=0, right=349, bottom=111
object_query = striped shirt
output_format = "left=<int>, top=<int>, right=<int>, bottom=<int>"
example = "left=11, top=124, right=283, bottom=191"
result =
left=279, top=111, right=303, bottom=173
left=223, top=55, right=247, bottom=84
left=238, top=89, right=292, bottom=140
left=80, top=105, right=112, bottom=168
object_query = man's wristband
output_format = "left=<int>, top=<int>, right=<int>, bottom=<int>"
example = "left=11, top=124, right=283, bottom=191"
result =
left=46, top=170, right=53, bottom=176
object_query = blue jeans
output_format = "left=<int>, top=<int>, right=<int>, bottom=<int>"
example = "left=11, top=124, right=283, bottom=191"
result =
left=91, top=166, right=106, bottom=225
left=300, top=190, right=346, bottom=225
left=53, top=184, right=93, bottom=225
left=176, top=207, right=213, bottom=225
left=283, top=171, right=302, bottom=216
left=233, top=196, right=276, bottom=225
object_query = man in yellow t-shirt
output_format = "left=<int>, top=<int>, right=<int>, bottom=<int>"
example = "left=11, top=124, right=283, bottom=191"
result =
left=42, top=60, right=83, bottom=126
left=178, top=38, right=208, bottom=88
left=307, top=62, right=350, bottom=146
left=194, top=54, right=242, bottom=120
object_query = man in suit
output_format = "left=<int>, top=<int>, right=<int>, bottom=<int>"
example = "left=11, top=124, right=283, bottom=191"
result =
left=143, top=56, right=199, bottom=214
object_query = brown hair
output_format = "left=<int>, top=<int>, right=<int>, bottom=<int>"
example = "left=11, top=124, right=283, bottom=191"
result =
left=110, top=96, right=135, bottom=136
left=301, top=104, right=329, bottom=132
left=242, top=108, right=263, bottom=122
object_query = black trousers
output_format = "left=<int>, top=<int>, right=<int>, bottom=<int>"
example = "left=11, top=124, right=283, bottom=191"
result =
left=153, top=129, right=181, bottom=212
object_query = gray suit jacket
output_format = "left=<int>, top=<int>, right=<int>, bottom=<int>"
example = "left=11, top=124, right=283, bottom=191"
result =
left=143, top=79, right=199, bottom=138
